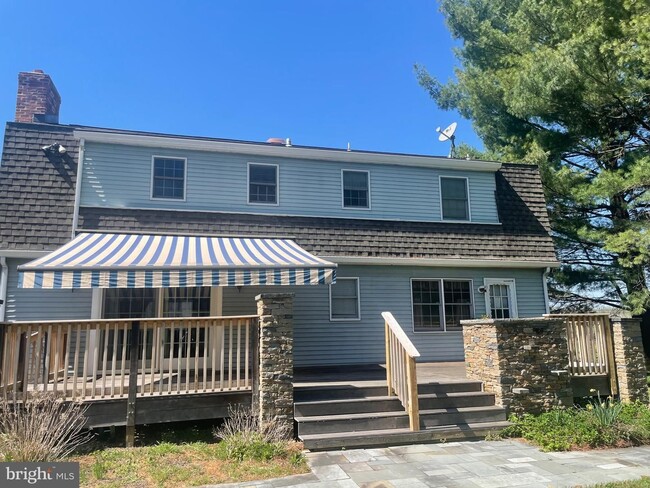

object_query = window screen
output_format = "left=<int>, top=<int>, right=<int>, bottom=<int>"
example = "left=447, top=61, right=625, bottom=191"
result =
left=342, top=171, right=369, bottom=208
left=330, top=278, right=360, bottom=320
left=441, top=177, right=469, bottom=220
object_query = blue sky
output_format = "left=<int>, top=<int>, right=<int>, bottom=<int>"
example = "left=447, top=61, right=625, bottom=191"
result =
left=0, top=1, right=481, bottom=155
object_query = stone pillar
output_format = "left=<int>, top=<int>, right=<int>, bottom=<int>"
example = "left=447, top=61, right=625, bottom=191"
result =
left=255, top=293, right=295, bottom=433
left=462, top=317, right=573, bottom=415
left=611, top=317, right=649, bottom=404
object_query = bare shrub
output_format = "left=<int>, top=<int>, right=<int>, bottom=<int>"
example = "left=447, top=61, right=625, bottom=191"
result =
left=0, top=393, right=92, bottom=461
left=214, top=404, right=291, bottom=443
left=213, top=405, right=292, bottom=461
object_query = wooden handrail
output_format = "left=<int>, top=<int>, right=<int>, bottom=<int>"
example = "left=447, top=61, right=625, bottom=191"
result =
left=0, top=315, right=259, bottom=327
left=382, top=312, right=420, bottom=431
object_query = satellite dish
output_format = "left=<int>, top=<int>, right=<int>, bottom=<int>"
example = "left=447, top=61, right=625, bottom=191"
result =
left=436, top=122, right=458, bottom=158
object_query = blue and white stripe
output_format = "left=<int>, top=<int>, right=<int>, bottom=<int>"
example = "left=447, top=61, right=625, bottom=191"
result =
left=17, top=233, right=337, bottom=289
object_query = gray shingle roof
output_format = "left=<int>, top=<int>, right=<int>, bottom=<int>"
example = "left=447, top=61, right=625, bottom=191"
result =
left=78, top=164, right=557, bottom=263
left=0, top=122, right=78, bottom=250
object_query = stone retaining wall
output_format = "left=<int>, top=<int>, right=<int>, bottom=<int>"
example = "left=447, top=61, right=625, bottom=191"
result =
left=462, top=317, right=573, bottom=415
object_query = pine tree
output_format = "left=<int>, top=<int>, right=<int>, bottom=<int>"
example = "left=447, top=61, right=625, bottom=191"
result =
left=417, top=0, right=650, bottom=348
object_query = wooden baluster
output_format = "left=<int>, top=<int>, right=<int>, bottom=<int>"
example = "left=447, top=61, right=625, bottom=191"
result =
left=119, top=323, right=127, bottom=397
left=91, top=322, right=100, bottom=399
left=244, top=319, right=250, bottom=389
left=22, top=325, right=32, bottom=401
left=202, top=321, right=209, bottom=392
left=219, top=324, right=225, bottom=391
left=168, top=323, right=175, bottom=394
left=236, top=320, right=242, bottom=390
left=194, top=321, right=200, bottom=393
left=177, top=322, right=183, bottom=394
left=1, top=325, right=10, bottom=399
left=12, top=326, right=21, bottom=403
left=158, top=325, right=165, bottom=395
left=32, top=327, right=43, bottom=393
left=183, top=322, right=191, bottom=393
left=150, top=323, right=157, bottom=395
left=101, top=322, right=109, bottom=398
left=64, top=323, right=72, bottom=399
left=228, top=320, right=233, bottom=390
left=72, top=323, right=81, bottom=400
left=82, top=324, right=89, bottom=399
left=109, top=322, right=117, bottom=398
left=210, top=322, right=217, bottom=391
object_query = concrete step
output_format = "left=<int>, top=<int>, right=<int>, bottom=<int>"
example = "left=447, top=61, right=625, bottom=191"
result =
left=300, top=421, right=512, bottom=451
left=295, top=405, right=507, bottom=436
left=294, top=391, right=496, bottom=417
left=294, top=381, right=483, bottom=402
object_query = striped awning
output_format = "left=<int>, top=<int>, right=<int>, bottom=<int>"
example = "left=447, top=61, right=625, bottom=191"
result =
left=18, top=232, right=337, bottom=289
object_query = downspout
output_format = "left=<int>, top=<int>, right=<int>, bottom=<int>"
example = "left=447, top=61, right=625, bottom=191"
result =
left=0, top=257, right=8, bottom=322
left=542, top=267, right=551, bottom=314
left=70, top=138, right=85, bottom=238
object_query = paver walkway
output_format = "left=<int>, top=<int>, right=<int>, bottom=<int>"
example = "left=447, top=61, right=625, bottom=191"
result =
left=213, top=440, right=650, bottom=488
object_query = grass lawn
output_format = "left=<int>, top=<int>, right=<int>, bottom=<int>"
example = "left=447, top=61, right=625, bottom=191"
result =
left=592, top=477, right=650, bottom=487
left=73, top=440, right=308, bottom=487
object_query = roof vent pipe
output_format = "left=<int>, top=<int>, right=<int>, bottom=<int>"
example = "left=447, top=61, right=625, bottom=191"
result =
left=285, top=138, right=291, bottom=147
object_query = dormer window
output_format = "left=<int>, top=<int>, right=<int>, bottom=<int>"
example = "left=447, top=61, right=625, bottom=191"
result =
left=151, top=156, right=186, bottom=200
left=248, top=163, right=278, bottom=205
left=342, top=170, right=370, bottom=209
left=440, top=176, right=469, bottom=221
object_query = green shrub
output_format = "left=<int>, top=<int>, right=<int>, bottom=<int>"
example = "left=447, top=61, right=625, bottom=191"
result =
left=500, top=401, right=650, bottom=451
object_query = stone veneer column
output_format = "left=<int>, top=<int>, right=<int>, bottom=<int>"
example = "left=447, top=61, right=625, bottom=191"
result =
left=461, top=317, right=573, bottom=415
left=611, top=317, right=649, bottom=404
left=255, top=293, right=295, bottom=433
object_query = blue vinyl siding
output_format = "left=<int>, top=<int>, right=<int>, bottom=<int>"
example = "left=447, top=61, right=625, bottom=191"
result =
left=5, top=259, right=92, bottom=322
left=222, top=265, right=547, bottom=367
left=80, top=142, right=499, bottom=223
left=4, top=259, right=545, bottom=366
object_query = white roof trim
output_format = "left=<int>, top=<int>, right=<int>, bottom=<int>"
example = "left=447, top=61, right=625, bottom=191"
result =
left=324, top=256, right=560, bottom=269
left=74, top=130, right=502, bottom=172
left=0, top=250, right=51, bottom=258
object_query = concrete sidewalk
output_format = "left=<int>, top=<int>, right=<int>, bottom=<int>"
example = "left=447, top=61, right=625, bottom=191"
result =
left=214, top=440, right=650, bottom=488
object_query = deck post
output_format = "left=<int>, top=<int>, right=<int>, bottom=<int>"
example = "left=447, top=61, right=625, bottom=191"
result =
left=126, top=320, right=140, bottom=448
left=251, top=317, right=260, bottom=413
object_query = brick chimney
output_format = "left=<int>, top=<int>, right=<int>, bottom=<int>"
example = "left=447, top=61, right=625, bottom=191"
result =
left=15, top=69, right=61, bottom=124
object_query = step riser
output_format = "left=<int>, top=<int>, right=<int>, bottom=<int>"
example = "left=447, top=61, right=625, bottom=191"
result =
left=295, top=394, right=495, bottom=417
left=297, top=409, right=507, bottom=435
left=294, top=382, right=483, bottom=402
left=302, top=423, right=510, bottom=450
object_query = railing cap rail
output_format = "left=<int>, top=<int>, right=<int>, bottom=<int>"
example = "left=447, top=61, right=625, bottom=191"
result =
left=544, top=313, right=610, bottom=317
left=0, top=314, right=259, bottom=327
left=382, top=311, right=420, bottom=358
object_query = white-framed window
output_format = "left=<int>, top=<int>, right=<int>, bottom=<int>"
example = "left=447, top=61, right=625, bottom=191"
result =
left=329, top=277, right=361, bottom=321
left=151, top=156, right=187, bottom=200
left=440, top=176, right=470, bottom=221
left=341, top=170, right=370, bottom=209
left=484, top=278, right=518, bottom=319
left=411, top=278, right=474, bottom=332
left=248, top=163, right=279, bottom=205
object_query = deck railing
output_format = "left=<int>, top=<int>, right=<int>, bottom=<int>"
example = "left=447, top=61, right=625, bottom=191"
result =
left=545, top=313, right=618, bottom=394
left=382, top=311, right=420, bottom=431
left=0, top=315, right=259, bottom=403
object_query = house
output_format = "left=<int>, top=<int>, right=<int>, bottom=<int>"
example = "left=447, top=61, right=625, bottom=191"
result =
left=0, top=70, right=558, bottom=368
left=0, top=70, right=564, bottom=446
